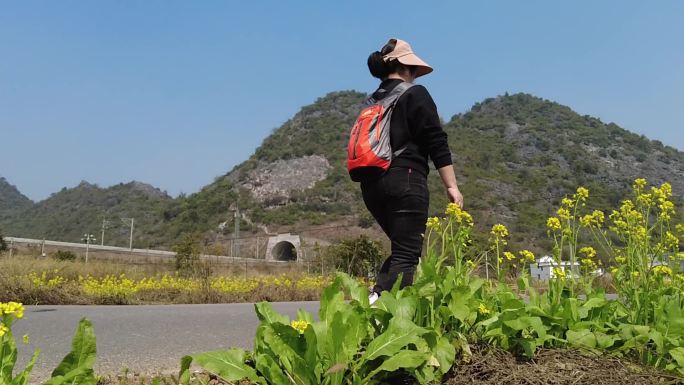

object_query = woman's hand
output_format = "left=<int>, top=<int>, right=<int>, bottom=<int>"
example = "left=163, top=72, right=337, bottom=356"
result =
left=447, top=186, right=464, bottom=208
left=437, top=165, right=464, bottom=208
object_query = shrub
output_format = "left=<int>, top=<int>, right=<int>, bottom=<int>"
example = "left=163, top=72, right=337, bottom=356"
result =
left=173, top=233, right=203, bottom=275
left=53, top=250, right=77, bottom=261
left=320, top=235, right=384, bottom=277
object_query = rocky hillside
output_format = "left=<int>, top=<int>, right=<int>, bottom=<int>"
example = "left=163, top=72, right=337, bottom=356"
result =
left=2, top=92, right=682, bottom=251
left=0, top=177, right=32, bottom=220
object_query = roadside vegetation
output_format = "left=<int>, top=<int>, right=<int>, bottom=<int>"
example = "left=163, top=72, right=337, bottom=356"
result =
left=3, top=178, right=684, bottom=384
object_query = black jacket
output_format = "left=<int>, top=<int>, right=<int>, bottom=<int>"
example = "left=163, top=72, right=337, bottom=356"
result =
left=372, top=79, right=452, bottom=177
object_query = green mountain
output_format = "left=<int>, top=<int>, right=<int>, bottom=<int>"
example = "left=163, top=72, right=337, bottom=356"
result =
left=0, top=177, right=32, bottom=221
left=2, top=92, right=683, bottom=252
left=2, top=181, right=173, bottom=248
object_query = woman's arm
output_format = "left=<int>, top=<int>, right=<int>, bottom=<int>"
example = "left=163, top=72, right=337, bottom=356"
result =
left=437, top=164, right=464, bottom=208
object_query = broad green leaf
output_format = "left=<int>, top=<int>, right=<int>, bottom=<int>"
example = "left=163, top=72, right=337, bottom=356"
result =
left=11, top=349, right=39, bottom=385
left=260, top=324, right=315, bottom=385
left=578, top=297, right=607, bottom=319
left=1, top=331, right=18, bottom=383
left=430, top=336, right=456, bottom=374
left=669, top=347, right=684, bottom=369
left=362, top=318, right=426, bottom=361
left=594, top=332, right=617, bottom=349
left=255, top=353, right=290, bottom=385
left=566, top=329, right=597, bottom=349
left=363, top=350, right=428, bottom=382
left=336, top=273, right=368, bottom=306
left=297, top=309, right=314, bottom=324
left=45, top=318, right=97, bottom=385
left=179, top=356, right=192, bottom=385
left=254, top=302, right=289, bottom=325
left=191, top=349, right=265, bottom=385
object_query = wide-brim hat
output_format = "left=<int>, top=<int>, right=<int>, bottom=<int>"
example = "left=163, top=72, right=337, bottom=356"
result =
left=382, top=39, right=433, bottom=77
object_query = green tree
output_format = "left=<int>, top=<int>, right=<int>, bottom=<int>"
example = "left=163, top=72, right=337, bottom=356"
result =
left=0, top=227, right=7, bottom=252
left=320, top=235, right=385, bottom=277
left=172, top=233, right=203, bottom=274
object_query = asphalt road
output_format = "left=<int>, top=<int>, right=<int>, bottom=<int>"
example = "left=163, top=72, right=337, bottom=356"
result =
left=13, top=302, right=320, bottom=383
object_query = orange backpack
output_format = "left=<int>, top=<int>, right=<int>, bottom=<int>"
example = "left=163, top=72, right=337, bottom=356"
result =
left=347, top=82, right=414, bottom=181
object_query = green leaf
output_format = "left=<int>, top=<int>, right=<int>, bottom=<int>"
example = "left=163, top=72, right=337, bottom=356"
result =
left=669, top=347, right=684, bottom=370
left=11, top=349, right=39, bottom=385
left=336, top=273, right=369, bottom=306
left=362, top=318, right=426, bottom=361
left=45, top=318, right=97, bottom=385
left=255, top=353, right=290, bottom=385
left=254, top=302, right=289, bottom=325
left=363, top=350, right=428, bottom=382
left=1, top=331, right=18, bottom=383
left=429, top=336, right=456, bottom=375
left=191, top=349, right=265, bottom=385
left=179, top=356, right=192, bottom=385
left=566, top=329, right=597, bottom=349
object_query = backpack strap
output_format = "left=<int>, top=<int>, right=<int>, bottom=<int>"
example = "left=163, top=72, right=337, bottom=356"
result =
left=385, top=82, right=415, bottom=157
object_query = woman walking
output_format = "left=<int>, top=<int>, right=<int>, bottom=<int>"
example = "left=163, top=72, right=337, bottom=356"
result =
left=349, top=38, right=463, bottom=304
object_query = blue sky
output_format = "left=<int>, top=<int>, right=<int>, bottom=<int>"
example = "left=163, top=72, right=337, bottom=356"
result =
left=1, top=1, right=683, bottom=201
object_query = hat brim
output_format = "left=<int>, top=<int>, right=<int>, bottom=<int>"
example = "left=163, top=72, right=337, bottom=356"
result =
left=396, top=53, right=433, bottom=77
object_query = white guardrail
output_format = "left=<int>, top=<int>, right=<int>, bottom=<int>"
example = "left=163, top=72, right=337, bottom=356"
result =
left=5, top=236, right=288, bottom=264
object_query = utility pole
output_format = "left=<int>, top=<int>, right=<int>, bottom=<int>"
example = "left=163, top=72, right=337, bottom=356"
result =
left=121, top=218, right=134, bottom=250
left=100, top=218, right=110, bottom=246
left=233, top=204, right=240, bottom=258
left=81, top=233, right=96, bottom=263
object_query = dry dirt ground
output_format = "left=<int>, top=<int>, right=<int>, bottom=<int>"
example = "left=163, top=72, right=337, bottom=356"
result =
left=96, top=345, right=684, bottom=385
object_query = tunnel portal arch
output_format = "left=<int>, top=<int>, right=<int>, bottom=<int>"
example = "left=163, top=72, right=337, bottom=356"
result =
left=265, top=233, right=301, bottom=262
left=272, top=241, right=297, bottom=261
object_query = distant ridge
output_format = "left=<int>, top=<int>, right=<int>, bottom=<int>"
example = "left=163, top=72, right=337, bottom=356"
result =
left=2, top=91, right=682, bottom=251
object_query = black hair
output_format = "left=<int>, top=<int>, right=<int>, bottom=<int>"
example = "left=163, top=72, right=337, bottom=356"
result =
left=367, top=38, right=411, bottom=79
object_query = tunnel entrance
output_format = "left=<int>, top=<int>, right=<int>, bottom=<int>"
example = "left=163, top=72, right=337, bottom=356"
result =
left=271, top=241, right=297, bottom=261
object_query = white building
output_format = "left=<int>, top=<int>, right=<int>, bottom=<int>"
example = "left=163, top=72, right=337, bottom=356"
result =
left=529, top=256, right=580, bottom=280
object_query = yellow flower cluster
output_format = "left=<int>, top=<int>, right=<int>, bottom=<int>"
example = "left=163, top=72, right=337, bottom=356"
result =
left=0, top=302, right=24, bottom=319
left=503, top=251, right=515, bottom=261
left=580, top=210, right=605, bottom=227
left=575, top=187, right=589, bottom=202
left=71, top=273, right=331, bottom=298
left=519, top=250, right=536, bottom=264
left=290, top=319, right=310, bottom=333
left=490, top=224, right=509, bottom=238
left=28, top=271, right=66, bottom=288
left=547, top=217, right=561, bottom=232
left=478, top=303, right=490, bottom=315
left=0, top=324, right=7, bottom=337
left=426, top=217, right=441, bottom=231
left=653, top=265, right=673, bottom=276
left=579, top=246, right=597, bottom=258
left=552, top=267, right=566, bottom=279
left=445, top=203, right=473, bottom=225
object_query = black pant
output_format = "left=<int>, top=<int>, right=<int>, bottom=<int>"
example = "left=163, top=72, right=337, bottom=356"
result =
left=361, top=167, right=429, bottom=294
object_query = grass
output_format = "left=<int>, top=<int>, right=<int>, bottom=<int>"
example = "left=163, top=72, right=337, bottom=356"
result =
left=0, top=254, right=330, bottom=305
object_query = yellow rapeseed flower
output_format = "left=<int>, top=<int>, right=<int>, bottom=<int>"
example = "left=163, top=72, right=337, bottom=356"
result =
left=290, top=319, right=310, bottom=334
left=503, top=251, right=515, bottom=261
left=0, top=323, right=8, bottom=337
left=0, top=302, right=25, bottom=319
left=552, top=267, right=566, bottom=279
left=634, top=178, right=647, bottom=190
left=426, top=217, right=441, bottom=230
left=547, top=217, right=561, bottom=232
left=579, top=246, right=597, bottom=258
left=653, top=265, right=673, bottom=276
left=557, top=208, right=571, bottom=220
left=465, top=260, right=476, bottom=269
left=665, top=231, right=680, bottom=250
left=491, top=224, right=509, bottom=238
left=561, top=197, right=574, bottom=207
left=478, top=303, right=490, bottom=315
left=610, top=267, right=619, bottom=275
left=632, top=271, right=640, bottom=278
left=575, top=187, right=589, bottom=201
left=519, top=250, right=536, bottom=263
left=615, top=256, right=626, bottom=264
